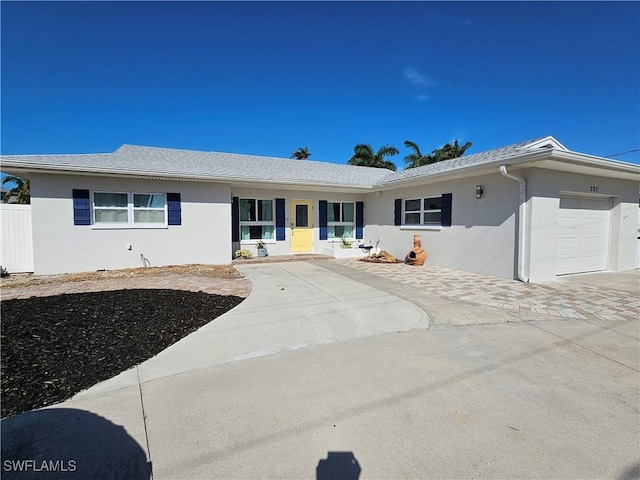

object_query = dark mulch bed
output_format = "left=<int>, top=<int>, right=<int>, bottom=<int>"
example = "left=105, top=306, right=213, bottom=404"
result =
left=1, top=289, right=244, bottom=418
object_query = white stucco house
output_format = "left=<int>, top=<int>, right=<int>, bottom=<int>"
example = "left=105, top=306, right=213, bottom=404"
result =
left=1, top=136, right=638, bottom=282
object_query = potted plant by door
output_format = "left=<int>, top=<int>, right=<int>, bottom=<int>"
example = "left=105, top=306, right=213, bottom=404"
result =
left=256, top=240, right=268, bottom=258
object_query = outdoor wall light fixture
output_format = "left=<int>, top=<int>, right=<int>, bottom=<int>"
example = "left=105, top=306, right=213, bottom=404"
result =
left=476, top=185, right=484, bottom=198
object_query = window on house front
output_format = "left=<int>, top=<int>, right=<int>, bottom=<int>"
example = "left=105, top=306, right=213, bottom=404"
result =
left=93, top=192, right=166, bottom=226
left=240, top=198, right=275, bottom=240
left=94, top=193, right=128, bottom=223
left=133, top=194, right=166, bottom=223
left=327, top=202, right=355, bottom=238
left=404, top=197, right=442, bottom=225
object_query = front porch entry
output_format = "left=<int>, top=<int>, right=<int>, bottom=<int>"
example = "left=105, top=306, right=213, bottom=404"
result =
left=291, top=200, right=313, bottom=252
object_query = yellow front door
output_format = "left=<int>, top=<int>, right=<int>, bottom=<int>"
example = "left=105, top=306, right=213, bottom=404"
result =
left=291, top=200, right=313, bottom=252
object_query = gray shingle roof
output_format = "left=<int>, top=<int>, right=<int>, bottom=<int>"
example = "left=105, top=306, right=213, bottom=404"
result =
left=376, top=137, right=555, bottom=185
left=2, top=136, right=636, bottom=189
left=111, top=145, right=392, bottom=187
left=1, top=145, right=390, bottom=189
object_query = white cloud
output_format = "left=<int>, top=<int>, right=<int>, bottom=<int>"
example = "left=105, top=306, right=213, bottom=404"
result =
left=404, top=67, right=434, bottom=101
left=404, top=67, right=428, bottom=86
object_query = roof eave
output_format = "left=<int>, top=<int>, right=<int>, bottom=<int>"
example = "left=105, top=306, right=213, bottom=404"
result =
left=373, top=149, right=640, bottom=190
left=531, top=150, right=640, bottom=181
left=0, top=162, right=376, bottom=191
left=546, top=150, right=640, bottom=173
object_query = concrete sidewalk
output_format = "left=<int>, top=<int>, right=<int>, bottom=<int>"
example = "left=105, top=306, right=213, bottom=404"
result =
left=2, top=262, right=638, bottom=480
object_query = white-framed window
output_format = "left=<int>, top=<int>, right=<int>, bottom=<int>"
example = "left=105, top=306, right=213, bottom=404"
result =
left=404, top=197, right=442, bottom=225
left=240, top=198, right=275, bottom=240
left=327, top=202, right=355, bottom=239
left=93, top=192, right=167, bottom=227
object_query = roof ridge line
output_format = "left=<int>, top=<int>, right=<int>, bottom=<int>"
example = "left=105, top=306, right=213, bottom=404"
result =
left=1, top=152, right=111, bottom=157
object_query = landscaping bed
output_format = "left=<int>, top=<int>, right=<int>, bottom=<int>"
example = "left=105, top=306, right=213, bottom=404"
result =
left=1, top=289, right=244, bottom=418
left=0, top=264, right=242, bottom=289
left=358, top=251, right=403, bottom=264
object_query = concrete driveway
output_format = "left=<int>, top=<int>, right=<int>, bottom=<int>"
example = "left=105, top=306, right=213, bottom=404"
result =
left=2, top=262, right=638, bottom=480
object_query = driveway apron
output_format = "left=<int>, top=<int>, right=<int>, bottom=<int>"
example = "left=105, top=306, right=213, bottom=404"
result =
left=135, top=261, right=429, bottom=384
left=2, top=262, right=637, bottom=480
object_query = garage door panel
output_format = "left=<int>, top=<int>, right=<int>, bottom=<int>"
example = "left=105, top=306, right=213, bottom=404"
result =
left=557, top=257, right=577, bottom=272
left=579, top=254, right=605, bottom=271
left=558, top=216, right=578, bottom=231
left=581, top=236, right=606, bottom=249
left=557, top=196, right=610, bottom=276
left=581, top=214, right=608, bottom=229
left=557, top=237, right=578, bottom=250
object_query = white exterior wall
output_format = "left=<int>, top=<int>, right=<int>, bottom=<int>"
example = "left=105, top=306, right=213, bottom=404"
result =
left=365, top=174, right=520, bottom=279
left=22, top=166, right=640, bottom=278
left=527, top=168, right=639, bottom=282
left=30, top=173, right=231, bottom=275
left=230, top=187, right=366, bottom=256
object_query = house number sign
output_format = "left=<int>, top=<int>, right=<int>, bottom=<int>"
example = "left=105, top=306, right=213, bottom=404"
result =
left=590, top=186, right=598, bottom=192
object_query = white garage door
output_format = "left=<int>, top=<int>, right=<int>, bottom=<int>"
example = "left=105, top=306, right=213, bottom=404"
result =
left=557, top=196, right=611, bottom=275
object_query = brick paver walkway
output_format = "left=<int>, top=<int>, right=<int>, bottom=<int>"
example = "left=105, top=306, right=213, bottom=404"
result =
left=1, top=274, right=252, bottom=301
left=334, top=259, right=640, bottom=322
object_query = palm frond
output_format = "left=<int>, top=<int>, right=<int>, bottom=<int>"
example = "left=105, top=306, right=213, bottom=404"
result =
left=1, top=175, right=30, bottom=204
left=459, top=141, right=473, bottom=155
left=403, top=140, right=422, bottom=156
left=348, top=143, right=396, bottom=170
left=291, top=146, right=311, bottom=160
left=376, top=145, right=399, bottom=158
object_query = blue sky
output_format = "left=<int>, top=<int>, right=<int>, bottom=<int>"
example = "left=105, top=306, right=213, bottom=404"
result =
left=1, top=1, right=639, bottom=169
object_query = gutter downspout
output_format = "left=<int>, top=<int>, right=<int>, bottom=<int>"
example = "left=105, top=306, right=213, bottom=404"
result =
left=500, top=165, right=529, bottom=282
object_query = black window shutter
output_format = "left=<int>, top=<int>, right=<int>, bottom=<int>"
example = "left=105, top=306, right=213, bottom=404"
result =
left=72, top=189, right=91, bottom=225
left=355, top=201, right=364, bottom=239
left=319, top=200, right=328, bottom=240
left=167, top=193, right=182, bottom=225
left=275, top=198, right=285, bottom=241
left=441, top=193, right=452, bottom=227
left=232, top=197, right=240, bottom=242
left=394, top=198, right=402, bottom=226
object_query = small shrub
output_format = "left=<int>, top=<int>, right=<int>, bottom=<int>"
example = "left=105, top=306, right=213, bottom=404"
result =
left=340, top=237, right=353, bottom=249
left=235, top=249, right=253, bottom=259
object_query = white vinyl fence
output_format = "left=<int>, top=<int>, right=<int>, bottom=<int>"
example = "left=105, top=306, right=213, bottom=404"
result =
left=637, top=207, right=640, bottom=269
left=0, top=204, right=34, bottom=273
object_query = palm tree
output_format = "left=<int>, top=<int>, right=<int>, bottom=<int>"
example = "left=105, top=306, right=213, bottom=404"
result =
left=291, top=147, right=311, bottom=160
left=2, top=175, right=30, bottom=204
left=403, top=140, right=429, bottom=169
left=431, top=139, right=473, bottom=162
left=348, top=144, right=398, bottom=171
left=403, top=139, right=473, bottom=169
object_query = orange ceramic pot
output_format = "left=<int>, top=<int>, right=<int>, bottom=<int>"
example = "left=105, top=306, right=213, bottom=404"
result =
left=405, top=247, right=427, bottom=266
